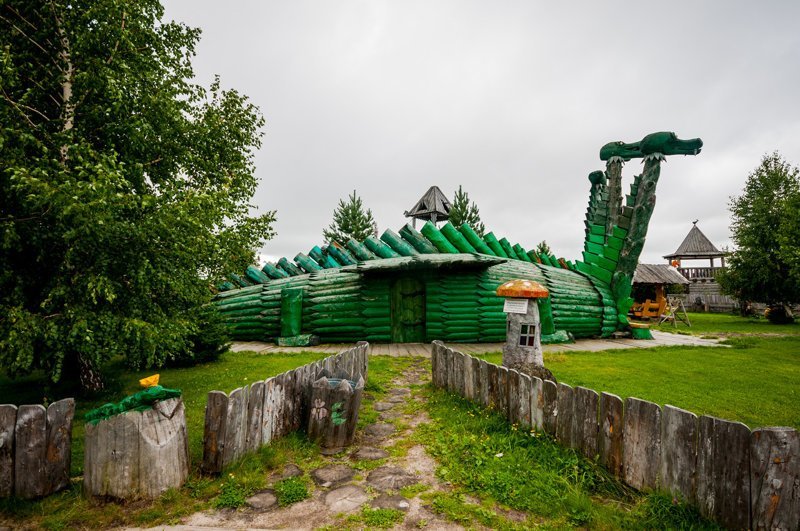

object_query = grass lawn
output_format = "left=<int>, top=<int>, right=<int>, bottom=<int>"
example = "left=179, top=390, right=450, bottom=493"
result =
left=654, top=311, right=800, bottom=336
left=480, top=336, right=800, bottom=430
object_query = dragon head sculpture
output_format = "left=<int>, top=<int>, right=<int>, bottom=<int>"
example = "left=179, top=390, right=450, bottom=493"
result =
left=600, top=131, right=703, bottom=161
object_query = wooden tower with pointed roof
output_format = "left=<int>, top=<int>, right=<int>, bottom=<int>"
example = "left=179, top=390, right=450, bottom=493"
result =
left=663, top=221, right=726, bottom=282
left=403, top=186, right=451, bottom=228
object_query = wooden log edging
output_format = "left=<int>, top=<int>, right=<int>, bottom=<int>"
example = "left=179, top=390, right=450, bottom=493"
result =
left=201, top=342, right=370, bottom=475
left=430, top=344, right=800, bottom=531
left=0, top=398, right=74, bottom=500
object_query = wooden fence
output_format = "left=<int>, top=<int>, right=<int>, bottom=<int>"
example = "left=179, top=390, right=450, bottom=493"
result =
left=201, top=342, right=369, bottom=475
left=431, top=342, right=799, bottom=530
left=0, top=398, right=75, bottom=499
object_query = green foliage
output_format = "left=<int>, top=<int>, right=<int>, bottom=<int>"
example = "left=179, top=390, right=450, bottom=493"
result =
left=273, top=477, right=310, bottom=507
left=449, top=185, right=485, bottom=237
left=718, top=152, right=800, bottom=309
left=0, top=0, right=275, bottom=390
left=535, top=240, right=551, bottom=256
left=213, top=474, right=251, bottom=509
left=323, top=190, right=376, bottom=244
left=346, top=507, right=405, bottom=529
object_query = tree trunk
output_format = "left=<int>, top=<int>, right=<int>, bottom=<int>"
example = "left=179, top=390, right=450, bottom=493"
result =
left=78, top=355, right=105, bottom=394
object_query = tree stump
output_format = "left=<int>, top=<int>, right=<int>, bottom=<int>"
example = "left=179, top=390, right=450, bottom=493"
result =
left=84, top=397, right=188, bottom=499
left=307, top=376, right=364, bottom=452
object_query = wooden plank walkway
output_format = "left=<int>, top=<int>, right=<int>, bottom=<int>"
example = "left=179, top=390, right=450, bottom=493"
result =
left=230, top=331, right=723, bottom=358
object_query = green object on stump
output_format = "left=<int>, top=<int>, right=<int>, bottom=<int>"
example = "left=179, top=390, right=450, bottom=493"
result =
left=630, top=324, right=653, bottom=340
left=85, top=385, right=182, bottom=425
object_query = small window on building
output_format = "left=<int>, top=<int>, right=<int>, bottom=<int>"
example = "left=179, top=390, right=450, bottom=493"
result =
left=518, top=323, right=537, bottom=347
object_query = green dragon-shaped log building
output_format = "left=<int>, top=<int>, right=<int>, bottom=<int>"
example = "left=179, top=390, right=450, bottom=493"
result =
left=215, top=132, right=702, bottom=344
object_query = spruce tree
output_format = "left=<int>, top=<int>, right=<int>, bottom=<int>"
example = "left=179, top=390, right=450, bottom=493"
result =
left=323, top=191, right=376, bottom=244
left=449, top=186, right=485, bottom=237
left=536, top=241, right=552, bottom=256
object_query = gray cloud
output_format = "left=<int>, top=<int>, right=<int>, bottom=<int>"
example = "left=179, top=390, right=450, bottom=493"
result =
left=165, top=0, right=800, bottom=264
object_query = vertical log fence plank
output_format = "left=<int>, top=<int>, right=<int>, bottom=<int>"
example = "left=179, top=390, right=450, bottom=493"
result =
left=530, top=376, right=544, bottom=432
left=14, top=404, right=46, bottom=499
left=444, top=348, right=455, bottom=392
left=487, top=363, right=499, bottom=411
left=623, top=398, right=662, bottom=490
left=245, top=381, right=265, bottom=453
left=507, top=369, right=521, bottom=425
left=272, top=373, right=287, bottom=441
left=0, top=405, right=18, bottom=497
left=463, top=353, right=475, bottom=401
left=471, top=357, right=482, bottom=405
left=750, top=427, right=799, bottom=530
left=696, top=416, right=751, bottom=529
left=478, top=360, right=489, bottom=407
left=202, top=391, right=229, bottom=475
left=660, top=405, right=698, bottom=503
left=431, top=342, right=441, bottom=387
left=573, top=387, right=599, bottom=459
left=453, top=352, right=464, bottom=397
left=599, top=392, right=624, bottom=478
left=45, top=398, right=75, bottom=495
left=261, top=377, right=276, bottom=446
left=496, top=366, right=509, bottom=418
left=542, top=379, right=558, bottom=437
left=518, top=373, right=532, bottom=430
left=222, top=387, right=247, bottom=468
left=556, top=383, right=574, bottom=447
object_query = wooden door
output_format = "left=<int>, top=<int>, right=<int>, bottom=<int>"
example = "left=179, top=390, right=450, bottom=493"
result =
left=390, top=277, right=426, bottom=342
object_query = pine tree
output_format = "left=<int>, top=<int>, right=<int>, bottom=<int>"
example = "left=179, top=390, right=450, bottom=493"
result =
left=536, top=241, right=552, bottom=256
left=449, top=186, right=485, bottom=237
left=323, top=191, right=376, bottom=244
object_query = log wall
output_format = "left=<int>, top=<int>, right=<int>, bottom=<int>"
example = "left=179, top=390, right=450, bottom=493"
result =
left=430, top=342, right=800, bottom=531
left=201, top=342, right=369, bottom=475
left=0, top=398, right=75, bottom=499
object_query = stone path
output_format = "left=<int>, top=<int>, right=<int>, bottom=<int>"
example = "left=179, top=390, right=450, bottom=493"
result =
left=152, top=358, right=464, bottom=530
left=230, top=330, right=722, bottom=357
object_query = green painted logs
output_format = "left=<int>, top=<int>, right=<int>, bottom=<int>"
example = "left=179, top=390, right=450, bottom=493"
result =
left=440, top=222, right=477, bottom=253
left=261, top=263, right=289, bottom=280
left=364, top=236, right=401, bottom=258
left=399, top=223, right=438, bottom=254
left=277, top=257, right=304, bottom=276
left=246, top=265, right=271, bottom=283
left=346, top=239, right=378, bottom=261
left=512, top=244, right=532, bottom=262
left=326, top=243, right=357, bottom=265
left=381, top=229, right=419, bottom=256
left=483, top=232, right=508, bottom=257
left=420, top=221, right=459, bottom=253
left=498, top=238, right=516, bottom=259
left=294, top=252, right=323, bottom=273
left=459, top=224, right=494, bottom=255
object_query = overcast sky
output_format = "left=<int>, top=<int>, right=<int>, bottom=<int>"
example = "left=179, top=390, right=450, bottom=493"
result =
left=165, top=1, right=800, bottom=265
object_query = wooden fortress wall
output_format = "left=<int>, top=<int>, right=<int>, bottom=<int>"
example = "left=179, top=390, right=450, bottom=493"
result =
left=214, top=260, right=618, bottom=343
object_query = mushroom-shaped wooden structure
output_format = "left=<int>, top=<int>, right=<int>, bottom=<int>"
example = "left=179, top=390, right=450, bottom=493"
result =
left=496, top=279, right=549, bottom=299
left=497, top=279, right=549, bottom=370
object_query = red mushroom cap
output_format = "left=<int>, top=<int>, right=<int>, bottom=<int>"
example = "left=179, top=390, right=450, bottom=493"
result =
left=496, top=279, right=549, bottom=298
